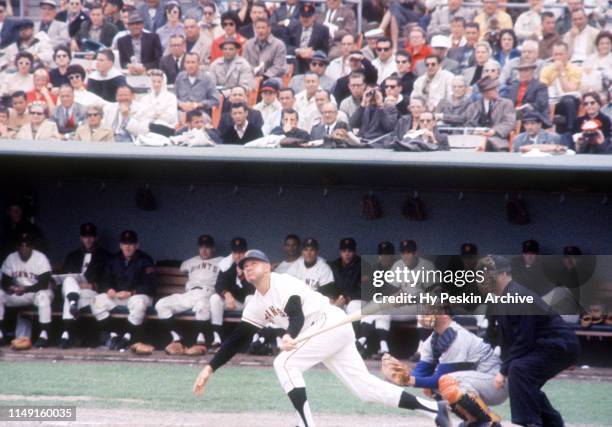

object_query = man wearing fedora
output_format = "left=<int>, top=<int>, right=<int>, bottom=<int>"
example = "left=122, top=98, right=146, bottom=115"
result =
left=507, top=60, right=549, bottom=119
left=465, top=76, right=516, bottom=152
left=209, top=36, right=255, bottom=91
left=512, top=112, right=565, bottom=153
left=35, top=0, right=70, bottom=49
left=116, top=11, right=163, bottom=74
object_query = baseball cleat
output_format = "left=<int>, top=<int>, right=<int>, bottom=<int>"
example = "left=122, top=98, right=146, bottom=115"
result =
left=34, top=337, right=49, bottom=348
left=209, top=341, right=221, bottom=353
left=116, top=337, right=131, bottom=351
left=435, top=400, right=452, bottom=427
left=108, top=335, right=120, bottom=350
left=59, top=337, right=70, bottom=349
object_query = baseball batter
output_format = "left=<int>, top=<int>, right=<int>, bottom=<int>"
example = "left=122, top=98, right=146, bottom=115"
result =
left=0, top=233, right=53, bottom=347
left=193, top=250, right=451, bottom=427
left=383, top=310, right=508, bottom=427
left=155, top=234, right=222, bottom=355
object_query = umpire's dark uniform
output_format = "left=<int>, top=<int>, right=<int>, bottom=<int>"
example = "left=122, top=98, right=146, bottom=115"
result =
left=492, top=262, right=579, bottom=427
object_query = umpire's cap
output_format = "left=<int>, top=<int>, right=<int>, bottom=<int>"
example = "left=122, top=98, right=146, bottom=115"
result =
left=198, top=234, right=215, bottom=247
left=230, top=237, right=247, bottom=252
left=120, top=230, right=138, bottom=244
left=377, top=241, right=395, bottom=255
left=238, top=249, right=270, bottom=269
left=80, top=223, right=97, bottom=237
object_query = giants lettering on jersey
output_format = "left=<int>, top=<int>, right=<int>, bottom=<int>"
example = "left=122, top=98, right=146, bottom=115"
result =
left=11, top=271, right=38, bottom=280
left=304, top=278, right=322, bottom=290
left=264, top=305, right=288, bottom=322
left=189, top=261, right=219, bottom=274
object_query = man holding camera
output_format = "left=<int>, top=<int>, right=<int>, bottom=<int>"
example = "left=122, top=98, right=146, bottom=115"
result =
left=349, top=86, right=397, bottom=142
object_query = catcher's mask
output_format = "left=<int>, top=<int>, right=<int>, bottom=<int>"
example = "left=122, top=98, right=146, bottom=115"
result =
left=417, top=293, right=449, bottom=328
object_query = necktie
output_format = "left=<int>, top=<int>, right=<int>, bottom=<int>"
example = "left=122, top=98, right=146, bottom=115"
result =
left=325, top=125, right=330, bottom=134
left=288, top=5, right=294, bottom=16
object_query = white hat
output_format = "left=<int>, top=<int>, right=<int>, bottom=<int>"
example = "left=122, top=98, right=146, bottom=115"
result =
left=431, top=35, right=451, bottom=49
left=40, top=0, right=57, bottom=7
left=364, top=28, right=385, bottom=39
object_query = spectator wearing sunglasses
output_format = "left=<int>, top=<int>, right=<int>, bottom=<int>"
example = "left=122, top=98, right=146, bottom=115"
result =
left=289, top=51, right=334, bottom=93
left=575, top=92, right=611, bottom=140
left=15, top=101, right=61, bottom=141
left=210, top=11, right=246, bottom=63
left=66, top=64, right=107, bottom=108
left=371, top=37, right=397, bottom=85
left=412, top=55, right=454, bottom=111
left=75, top=104, right=114, bottom=142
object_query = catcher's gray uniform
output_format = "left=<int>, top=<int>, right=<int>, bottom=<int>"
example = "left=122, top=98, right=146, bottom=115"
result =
left=155, top=255, right=223, bottom=321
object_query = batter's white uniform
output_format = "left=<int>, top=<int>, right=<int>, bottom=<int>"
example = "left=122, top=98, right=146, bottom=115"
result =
left=0, top=250, right=54, bottom=324
left=155, top=256, right=222, bottom=321
left=285, top=257, right=334, bottom=291
left=242, top=273, right=405, bottom=412
left=61, top=253, right=98, bottom=320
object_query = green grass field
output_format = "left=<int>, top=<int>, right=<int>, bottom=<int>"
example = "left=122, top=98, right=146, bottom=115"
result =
left=0, top=361, right=611, bottom=425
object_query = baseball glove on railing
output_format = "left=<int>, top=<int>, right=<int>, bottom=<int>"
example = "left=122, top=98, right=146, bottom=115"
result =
left=130, top=342, right=154, bottom=355
left=10, top=337, right=32, bottom=351
left=381, top=354, right=412, bottom=386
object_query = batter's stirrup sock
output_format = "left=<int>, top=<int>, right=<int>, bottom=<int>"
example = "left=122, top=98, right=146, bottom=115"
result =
left=63, top=319, right=76, bottom=339
left=287, top=387, right=315, bottom=427
left=399, top=391, right=438, bottom=413
left=376, top=328, right=390, bottom=353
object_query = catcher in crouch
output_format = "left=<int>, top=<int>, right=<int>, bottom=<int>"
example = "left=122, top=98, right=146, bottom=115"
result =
left=193, top=250, right=451, bottom=427
left=382, top=307, right=508, bottom=427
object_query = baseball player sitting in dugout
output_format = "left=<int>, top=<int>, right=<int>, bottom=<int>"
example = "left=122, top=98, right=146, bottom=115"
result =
left=382, top=299, right=508, bottom=427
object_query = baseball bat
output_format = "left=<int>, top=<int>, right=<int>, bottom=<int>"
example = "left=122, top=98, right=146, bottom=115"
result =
left=294, top=302, right=390, bottom=344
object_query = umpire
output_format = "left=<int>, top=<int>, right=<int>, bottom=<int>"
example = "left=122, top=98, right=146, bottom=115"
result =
left=481, top=256, right=579, bottom=427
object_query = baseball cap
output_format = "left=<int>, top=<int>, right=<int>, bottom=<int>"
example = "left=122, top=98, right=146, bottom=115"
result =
left=339, top=237, right=356, bottom=251
left=230, top=237, right=247, bottom=252
left=484, top=255, right=512, bottom=273
left=238, top=249, right=270, bottom=269
left=127, top=11, right=144, bottom=25
left=299, top=2, right=316, bottom=17
left=120, top=230, right=138, bottom=244
left=399, top=239, right=417, bottom=253
left=460, top=242, right=478, bottom=256
left=80, top=223, right=98, bottom=237
left=18, top=232, right=34, bottom=246
left=260, top=79, right=279, bottom=93
left=198, top=234, right=215, bottom=247
left=40, top=0, right=57, bottom=8
left=377, top=241, right=395, bottom=255
left=522, top=239, right=540, bottom=254
left=563, top=245, right=582, bottom=256
left=303, top=237, right=319, bottom=250
left=311, top=51, right=329, bottom=64
left=430, top=35, right=451, bottom=49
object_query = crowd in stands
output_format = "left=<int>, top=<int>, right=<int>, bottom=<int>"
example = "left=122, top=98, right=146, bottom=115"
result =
left=0, top=0, right=610, bottom=153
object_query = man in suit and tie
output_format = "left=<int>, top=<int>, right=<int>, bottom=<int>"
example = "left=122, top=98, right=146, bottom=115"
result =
left=464, top=76, right=517, bottom=152
left=35, top=0, right=70, bottom=49
left=289, top=2, right=330, bottom=75
left=138, top=0, right=166, bottom=32
left=506, top=60, right=549, bottom=119
left=160, top=34, right=185, bottom=85
left=0, top=0, right=18, bottom=49
left=218, top=86, right=263, bottom=133
left=51, top=85, right=87, bottom=135
left=512, top=111, right=564, bottom=153
left=56, top=0, right=90, bottom=38
left=117, top=12, right=163, bottom=74
left=317, top=0, right=356, bottom=59
left=75, top=3, right=118, bottom=50
left=310, top=102, right=346, bottom=140
left=220, top=103, right=264, bottom=144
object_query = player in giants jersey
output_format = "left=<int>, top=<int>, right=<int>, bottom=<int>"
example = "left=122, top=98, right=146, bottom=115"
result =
left=193, top=250, right=451, bottom=427
left=155, top=234, right=222, bottom=355
left=285, top=238, right=334, bottom=295
left=0, top=232, right=53, bottom=347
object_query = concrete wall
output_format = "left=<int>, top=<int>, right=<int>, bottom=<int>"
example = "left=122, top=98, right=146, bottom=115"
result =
left=13, top=179, right=612, bottom=265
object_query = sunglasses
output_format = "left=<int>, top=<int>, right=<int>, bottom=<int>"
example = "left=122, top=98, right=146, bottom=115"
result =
left=583, top=101, right=598, bottom=105
left=222, top=22, right=235, bottom=27
left=310, top=61, right=325, bottom=67
left=87, top=112, right=100, bottom=117
left=68, top=74, right=82, bottom=80
left=377, top=47, right=391, bottom=52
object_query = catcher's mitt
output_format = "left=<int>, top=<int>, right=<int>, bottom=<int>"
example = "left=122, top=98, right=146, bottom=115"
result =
left=381, top=354, right=412, bottom=386
left=130, top=342, right=154, bottom=355
left=11, top=337, right=32, bottom=351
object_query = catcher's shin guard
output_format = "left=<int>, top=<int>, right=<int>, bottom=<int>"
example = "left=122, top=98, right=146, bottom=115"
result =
left=439, top=375, right=501, bottom=424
